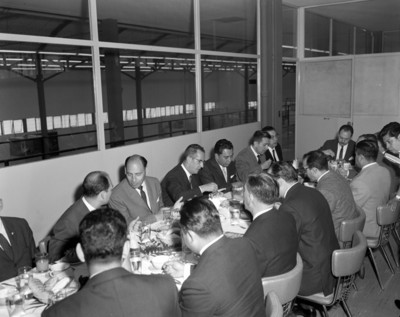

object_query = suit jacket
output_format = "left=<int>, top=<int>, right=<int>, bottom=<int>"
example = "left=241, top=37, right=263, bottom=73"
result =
left=320, top=139, right=356, bottom=164
left=42, top=267, right=181, bottom=317
left=0, top=217, right=36, bottom=282
left=317, top=171, right=358, bottom=238
left=198, top=158, right=237, bottom=192
left=180, top=236, right=265, bottom=317
left=244, top=208, right=298, bottom=277
left=48, top=198, right=90, bottom=263
left=279, top=183, right=339, bottom=296
left=161, top=165, right=202, bottom=207
left=235, top=146, right=262, bottom=182
left=264, top=143, right=283, bottom=162
left=109, top=177, right=161, bottom=225
left=350, top=163, right=391, bottom=238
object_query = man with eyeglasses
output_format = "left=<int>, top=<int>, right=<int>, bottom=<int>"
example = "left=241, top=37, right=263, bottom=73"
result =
left=162, top=144, right=218, bottom=207
left=262, top=126, right=283, bottom=162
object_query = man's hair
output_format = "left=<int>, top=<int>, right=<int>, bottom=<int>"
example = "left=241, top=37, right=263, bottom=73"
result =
left=379, top=122, right=400, bottom=139
left=124, top=154, right=148, bottom=169
left=338, top=124, right=354, bottom=136
left=180, top=197, right=222, bottom=238
left=303, top=150, right=328, bottom=171
left=245, top=172, right=279, bottom=205
left=358, top=134, right=378, bottom=144
left=82, top=171, right=111, bottom=198
left=79, top=208, right=127, bottom=263
left=250, top=130, right=270, bottom=144
left=356, top=140, right=378, bottom=161
left=261, top=126, right=275, bottom=138
left=184, top=144, right=205, bottom=159
left=214, top=139, right=233, bottom=155
left=268, top=162, right=298, bottom=183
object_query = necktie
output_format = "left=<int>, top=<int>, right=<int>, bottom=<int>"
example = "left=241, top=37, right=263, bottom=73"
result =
left=0, top=233, right=14, bottom=260
left=338, top=146, right=344, bottom=160
left=272, top=149, right=277, bottom=162
left=189, top=175, right=193, bottom=189
left=222, top=167, right=228, bottom=182
left=257, top=155, right=261, bottom=164
left=139, top=185, right=150, bottom=209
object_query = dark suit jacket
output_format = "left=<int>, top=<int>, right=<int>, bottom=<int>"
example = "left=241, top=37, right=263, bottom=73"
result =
left=109, top=177, right=161, bottom=224
left=235, top=146, right=262, bottom=182
left=264, top=143, right=283, bottom=162
left=244, top=208, right=298, bottom=277
left=161, top=164, right=202, bottom=207
left=198, top=158, right=237, bottom=192
left=42, top=267, right=181, bottom=317
left=320, top=139, right=356, bottom=164
left=279, top=183, right=339, bottom=296
left=0, top=217, right=36, bottom=282
left=48, top=198, right=90, bottom=263
left=180, top=236, right=265, bottom=317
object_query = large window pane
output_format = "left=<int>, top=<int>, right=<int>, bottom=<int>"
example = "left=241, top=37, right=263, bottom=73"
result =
left=282, top=5, right=297, bottom=58
left=202, top=56, right=257, bottom=131
left=96, top=0, right=194, bottom=49
left=0, top=0, right=90, bottom=39
left=200, top=0, right=257, bottom=54
left=0, top=42, right=96, bottom=167
left=332, top=20, right=353, bottom=56
left=99, top=49, right=196, bottom=148
left=305, top=11, right=330, bottom=57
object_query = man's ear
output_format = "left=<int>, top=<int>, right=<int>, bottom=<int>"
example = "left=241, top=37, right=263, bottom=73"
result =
left=76, top=243, right=85, bottom=263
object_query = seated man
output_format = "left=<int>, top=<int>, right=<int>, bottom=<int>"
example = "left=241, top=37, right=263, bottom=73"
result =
left=198, top=139, right=237, bottom=192
left=161, top=144, right=217, bottom=207
left=262, top=126, right=283, bottom=162
left=303, top=150, right=358, bottom=238
left=42, top=208, right=181, bottom=317
left=350, top=140, right=391, bottom=238
left=235, top=130, right=272, bottom=182
left=319, top=124, right=356, bottom=164
left=0, top=198, right=36, bottom=282
left=48, top=171, right=112, bottom=263
left=268, top=162, right=339, bottom=296
left=243, top=173, right=298, bottom=277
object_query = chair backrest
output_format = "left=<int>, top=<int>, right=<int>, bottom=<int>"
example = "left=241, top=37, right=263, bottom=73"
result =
left=339, top=205, right=366, bottom=247
left=262, top=253, right=303, bottom=305
left=377, top=202, right=400, bottom=226
left=265, top=291, right=283, bottom=317
left=332, top=231, right=367, bottom=277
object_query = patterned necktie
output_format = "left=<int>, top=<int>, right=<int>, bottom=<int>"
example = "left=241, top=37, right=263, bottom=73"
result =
left=338, top=146, right=344, bottom=160
left=139, top=185, right=150, bottom=209
left=272, top=149, right=277, bottom=162
left=0, top=233, right=14, bottom=260
left=189, top=175, right=193, bottom=189
left=257, top=155, right=261, bottom=164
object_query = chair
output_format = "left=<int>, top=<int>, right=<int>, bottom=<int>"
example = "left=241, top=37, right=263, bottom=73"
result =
left=366, top=202, right=400, bottom=290
left=265, top=291, right=283, bottom=317
left=339, top=205, right=366, bottom=249
left=262, top=253, right=303, bottom=316
left=297, top=231, right=367, bottom=317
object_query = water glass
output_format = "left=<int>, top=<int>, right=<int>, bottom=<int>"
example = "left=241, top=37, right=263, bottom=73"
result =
left=162, top=207, right=172, bottom=222
left=6, top=291, right=25, bottom=317
left=229, top=205, right=241, bottom=225
left=16, top=266, right=31, bottom=290
left=231, top=182, right=244, bottom=202
left=35, top=252, right=49, bottom=272
left=130, top=249, right=142, bottom=274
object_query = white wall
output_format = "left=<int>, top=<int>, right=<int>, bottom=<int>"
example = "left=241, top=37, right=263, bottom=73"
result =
left=0, top=122, right=259, bottom=243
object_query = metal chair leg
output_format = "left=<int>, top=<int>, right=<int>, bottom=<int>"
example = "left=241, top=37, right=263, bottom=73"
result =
left=387, top=240, right=399, bottom=268
left=341, top=300, right=353, bottom=317
left=367, top=247, right=384, bottom=290
left=380, top=245, right=395, bottom=274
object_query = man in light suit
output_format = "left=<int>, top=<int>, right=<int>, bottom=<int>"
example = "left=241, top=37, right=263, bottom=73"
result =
left=199, top=139, right=237, bottom=192
left=350, top=140, right=391, bottom=238
left=320, top=124, right=356, bottom=165
left=0, top=198, right=36, bottom=282
left=243, top=173, right=298, bottom=277
left=269, top=162, right=339, bottom=297
left=303, top=150, right=358, bottom=238
left=235, top=130, right=271, bottom=182
left=42, top=208, right=181, bottom=317
left=262, top=126, right=283, bottom=162
left=48, top=171, right=112, bottom=263
left=179, top=197, right=265, bottom=317
left=162, top=144, right=217, bottom=207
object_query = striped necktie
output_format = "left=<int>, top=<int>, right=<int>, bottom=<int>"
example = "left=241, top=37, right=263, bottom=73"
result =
left=0, top=233, right=13, bottom=260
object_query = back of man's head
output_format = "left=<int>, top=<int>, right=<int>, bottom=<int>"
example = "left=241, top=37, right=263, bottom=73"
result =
left=245, top=173, right=279, bottom=205
left=268, top=161, right=298, bottom=183
left=214, top=139, right=233, bottom=155
left=180, top=197, right=222, bottom=238
left=82, top=171, right=110, bottom=198
left=184, top=144, right=205, bottom=159
left=303, top=150, right=329, bottom=171
left=250, top=130, right=269, bottom=144
left=379, top=122, right=400, bottom=139
left=79, top=208, right=127, bottom=264
left=356, top=140, right=378, bottom=162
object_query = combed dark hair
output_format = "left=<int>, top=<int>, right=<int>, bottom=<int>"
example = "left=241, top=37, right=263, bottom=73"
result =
left=184, top=144, right=205, bottom=159
left=214, top=139, right=233, bottom=155
left=379, top=122, right=400, bottom=139
left=180, top=197, right=222, bottom=238
left=339, top=124, right=354, bottom=136
left=303, top=150, right=329, bottom=171
left=261, top=126, right=275, bottom=138
left=245, top=172, right=279, bottom=205
left=82, top=171, right=110, bottom=198
left=268, top=161, right=298, bottom=182
left=124, top=154, right=148, bottom=169
left=357, top=134, right=378, bottom=144
left=356, top=140, right=378, bottom=161
left=250, top=130, right=270, bottom=144
left=79, top=208, right=127, bottom=263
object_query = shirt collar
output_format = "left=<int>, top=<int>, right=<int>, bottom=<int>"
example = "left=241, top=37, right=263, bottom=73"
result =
left=362, top=162, right=377, bottom=170
left=317, top=170, right=329, bottom=183
left=199, top=234, right=224, bottom=255
left=82, top=196, right=96, bottom=211
left=253, top=206, right=274, bottom=220
left=0, top=217, right=10, bottom=244
left=250, top=145, right=259, bottom=159
left=181, top=163, right=192, bottom=181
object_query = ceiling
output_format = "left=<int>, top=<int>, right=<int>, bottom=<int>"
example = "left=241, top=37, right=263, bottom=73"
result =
left=283, top=0, right=400, bottom=32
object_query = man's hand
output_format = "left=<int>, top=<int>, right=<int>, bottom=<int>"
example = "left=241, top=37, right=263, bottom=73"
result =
left=322, top=149, right=335, bottom=157
left=261, top=159, right=272, bottom=170
left=162, top=260, right=184, bottom=278
left=173, top=197, right=184, bottom=211
left=199, top=182, right=218, bottom=193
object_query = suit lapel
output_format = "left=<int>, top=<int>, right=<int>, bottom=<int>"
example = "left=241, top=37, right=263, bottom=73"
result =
left=211, top=159, right=227, bottom=185
left=143, top=179, right=156, bottom=213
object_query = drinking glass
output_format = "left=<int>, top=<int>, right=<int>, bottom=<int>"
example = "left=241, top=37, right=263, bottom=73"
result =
left=6, top=291, right=25, bottom=317
left=231, top=182, right=244, bottom=202
left=229, top=204, right=241, bottom=225
left=35, top=252, right=49, bottom=272
left=130, top=249, right=142, bottom=274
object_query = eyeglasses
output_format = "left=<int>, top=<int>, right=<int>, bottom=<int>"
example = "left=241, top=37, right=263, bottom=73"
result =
left=192, top=158, right=205, bottom=164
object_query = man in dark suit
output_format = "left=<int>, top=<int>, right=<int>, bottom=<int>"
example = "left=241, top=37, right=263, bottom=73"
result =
left=243, top=173, right=298, bottom=277
left=319, top=124, right=356, bottom=164
left=268, top=162, right=339, bottom=297
left=199, top=139, right=237, bottom=192
left=42, top=208, right=181, bottom=317
left=161, top=144, right=217, bottom=207
left=179, top=197, right=265, bottom=317
left=0, top=199, right=36, bottom=282
left=48, top=171, right=113, bottom=263
left=262, top=126, right=283, bottom=162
